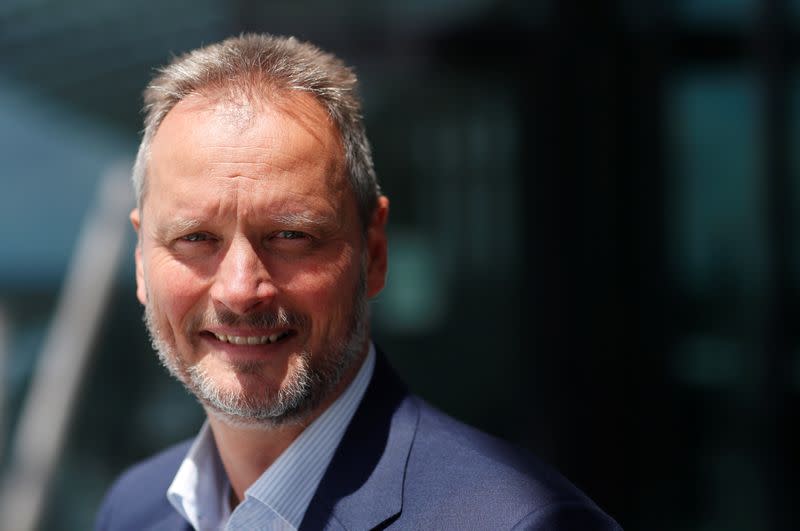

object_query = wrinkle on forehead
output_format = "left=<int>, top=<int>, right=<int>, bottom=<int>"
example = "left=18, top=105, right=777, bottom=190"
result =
left=190, top=93, right=346, bottom=191
left=140, top=75, right=350, bottom=211
left=145, top=88, right=353, bottom=231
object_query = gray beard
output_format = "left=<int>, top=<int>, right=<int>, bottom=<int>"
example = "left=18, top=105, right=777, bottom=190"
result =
left=143, top=270, right=368, bottom=429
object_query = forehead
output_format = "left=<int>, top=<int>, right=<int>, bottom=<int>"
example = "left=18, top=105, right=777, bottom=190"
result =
left=144, top=90, right=350, bottom=217
left=151, top=88, right=344, bottom=172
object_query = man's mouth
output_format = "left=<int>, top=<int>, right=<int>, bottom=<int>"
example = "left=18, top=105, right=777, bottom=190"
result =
left=209, top=330, right=293, bottom=345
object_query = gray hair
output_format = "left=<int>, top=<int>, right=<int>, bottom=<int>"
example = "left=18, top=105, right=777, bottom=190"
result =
left=132, top=33, right=380, bottom=227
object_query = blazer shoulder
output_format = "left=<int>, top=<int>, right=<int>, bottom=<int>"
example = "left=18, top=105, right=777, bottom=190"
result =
left=402, top=397, right=621, bottom=530
left=94, top=440, right=192, bottom=531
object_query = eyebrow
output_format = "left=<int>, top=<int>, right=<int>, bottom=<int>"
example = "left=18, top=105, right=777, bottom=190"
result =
left=270, top=211, right=337, bottom=229
left=155, top=211, right=338, bottom=239
left=157, top=217, right=203, bottom=239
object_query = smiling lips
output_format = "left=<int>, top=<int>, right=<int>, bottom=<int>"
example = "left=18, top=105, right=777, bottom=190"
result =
left=210, top=330, right=292, bottom=345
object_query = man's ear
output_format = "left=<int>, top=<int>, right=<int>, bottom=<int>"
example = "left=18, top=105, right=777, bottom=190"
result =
left=130, top=208, right=147, bottom=305
left=366, top=196, right=389, bottom=298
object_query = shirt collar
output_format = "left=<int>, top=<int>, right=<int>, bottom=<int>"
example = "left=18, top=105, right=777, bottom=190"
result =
left=166, top=422, right=230, bottom=530
left=167, top=343, right=376, bottom=531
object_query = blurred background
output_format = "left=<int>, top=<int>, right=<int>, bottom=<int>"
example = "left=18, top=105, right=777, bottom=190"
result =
left=1, top=0, right=798, bottom=529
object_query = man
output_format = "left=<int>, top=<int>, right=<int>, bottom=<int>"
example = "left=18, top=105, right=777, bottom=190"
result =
left=95, top=34, right=621, bottom=530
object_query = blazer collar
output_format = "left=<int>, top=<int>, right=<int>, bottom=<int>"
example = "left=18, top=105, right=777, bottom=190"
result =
left=147, top=512, right=192, bottom=531
left=300, top=350, right=419, bottom=530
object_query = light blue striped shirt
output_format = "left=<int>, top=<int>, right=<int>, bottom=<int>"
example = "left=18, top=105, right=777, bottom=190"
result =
left=167, top=344, right=376, bottom=531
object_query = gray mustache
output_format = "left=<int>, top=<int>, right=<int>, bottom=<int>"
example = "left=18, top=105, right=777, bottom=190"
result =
left=195, top=307, right=311, bottom=330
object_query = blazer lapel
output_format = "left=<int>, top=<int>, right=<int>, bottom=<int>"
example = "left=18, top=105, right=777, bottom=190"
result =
left=146, top=509, right=192, bottom=531
left=301, top=352, right=419, bottom=531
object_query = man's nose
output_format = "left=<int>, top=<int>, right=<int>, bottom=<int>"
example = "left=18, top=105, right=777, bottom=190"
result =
left=209, top=236, right=277, bottom=314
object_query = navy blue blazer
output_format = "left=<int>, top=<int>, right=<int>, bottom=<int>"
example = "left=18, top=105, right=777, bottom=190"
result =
left=95, top=353, right=622, bottom=530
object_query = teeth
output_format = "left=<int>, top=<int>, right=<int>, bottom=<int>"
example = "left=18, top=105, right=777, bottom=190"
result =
left=213, top=332, right=289, bottom=345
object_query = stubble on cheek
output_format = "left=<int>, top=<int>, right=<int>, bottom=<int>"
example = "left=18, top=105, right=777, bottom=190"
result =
left=139, top=249, right=369, bottom=427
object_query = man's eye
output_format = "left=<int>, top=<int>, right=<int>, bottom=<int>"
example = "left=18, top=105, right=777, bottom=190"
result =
left=182, top=233, right=211, bottom=242
left=276, top=230, right=307, bottom=240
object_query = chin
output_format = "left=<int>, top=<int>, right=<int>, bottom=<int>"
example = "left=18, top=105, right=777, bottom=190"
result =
left=186, top=350, right=320, bottom=428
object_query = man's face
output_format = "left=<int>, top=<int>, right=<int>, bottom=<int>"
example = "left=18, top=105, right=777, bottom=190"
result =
left=131, top=91, right=388, bottom=427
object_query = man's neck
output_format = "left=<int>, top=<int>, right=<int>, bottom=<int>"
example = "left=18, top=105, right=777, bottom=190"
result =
left=207, top=415, right=304, bottom=505
left=206, top=347, right=369, bottom=505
